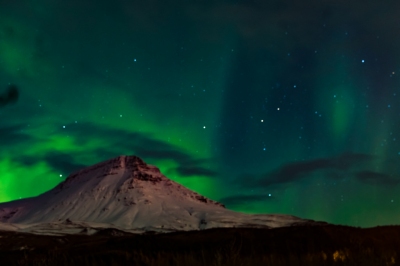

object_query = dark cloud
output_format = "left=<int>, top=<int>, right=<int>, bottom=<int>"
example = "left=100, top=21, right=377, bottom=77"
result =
left=55, top=122, right=215, bottom=177
left=41, top=152, right=87, bottom=175
left=4, top=122, right=215, bottom=179
left=0, top=85, right=19, bottom=107
left=60, top=122, right=192, bottom=162
left=329, top=153, right=375, bottom=170
left=219, top=194, right=274, bottom=207
left=260, top=152, right=374, bottom=186
left=173, top=165, right=218, bottom=177
left=17, top=152, right=93, bottom=176
left=0, top=124, right=33, bottom=146
left=235, top=152, right=378, bottom=188
left=165, top=157, right=218, bottom=178
left=355, top=171, right=400, bottom=186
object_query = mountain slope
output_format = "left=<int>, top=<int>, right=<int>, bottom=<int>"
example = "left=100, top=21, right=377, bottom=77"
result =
left=0, top=155, right=321, bottom=234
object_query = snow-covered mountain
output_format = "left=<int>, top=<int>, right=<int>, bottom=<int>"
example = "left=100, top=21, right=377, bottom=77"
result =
left=0, top=155, right=323, bottom=234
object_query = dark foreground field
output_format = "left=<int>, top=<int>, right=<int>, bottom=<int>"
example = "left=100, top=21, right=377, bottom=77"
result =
left=0, top=225, right=399, bottom=266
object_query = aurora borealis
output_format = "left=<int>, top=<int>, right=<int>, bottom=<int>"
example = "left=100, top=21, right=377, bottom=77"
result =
left=1, top=0, right=400, bottom=227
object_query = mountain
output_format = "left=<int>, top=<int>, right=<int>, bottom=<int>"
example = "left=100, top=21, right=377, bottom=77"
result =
left=0, top=155, right=323, bottom=234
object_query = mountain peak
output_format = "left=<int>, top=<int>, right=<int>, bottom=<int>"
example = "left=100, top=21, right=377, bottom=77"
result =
left=0, top=155, right=317, bottom=233
left=80, top=155, right=147, bottom=172
left=118, top=155, right=147, bottom=168
left=60, top=155, right=160, bottom=186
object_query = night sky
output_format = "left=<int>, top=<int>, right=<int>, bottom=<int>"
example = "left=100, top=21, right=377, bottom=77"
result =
left=1, top=0, right=400, bottom=227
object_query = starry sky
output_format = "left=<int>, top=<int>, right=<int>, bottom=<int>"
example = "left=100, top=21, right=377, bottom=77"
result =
left=1, top=0, right=400, bottom=227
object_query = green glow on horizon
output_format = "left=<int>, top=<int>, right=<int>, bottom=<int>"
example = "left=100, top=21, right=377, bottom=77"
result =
left=0, top=159, right=62, bottom=202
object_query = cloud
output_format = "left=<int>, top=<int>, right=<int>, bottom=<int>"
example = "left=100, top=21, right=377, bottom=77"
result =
left=1, top=121, right=216, bottom=179
left=165, top=157, right=218, bottom=178
left=0, top=85, right=19, bottom=107
left=173, top=165, right=218, bottom=177
left=17, top=152, right=86, bottom=174
left=62, top=122, right=190, bottom=161
left=259, top=152, right=374, bottom=186
left=50, top=122, right=215, bottom=177
left=355, top=171, right=400, bottom=186
left=41, top=152, right=87, bottom=174
left=219, top=194, right=273, bottom=207
left=235, top=152, right=388, bottom=188
left=0, top=124, right=33, bottom=146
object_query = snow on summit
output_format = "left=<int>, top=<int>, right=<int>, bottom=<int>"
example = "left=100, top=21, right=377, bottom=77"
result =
left=0, top=155, right=322, bottom=234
